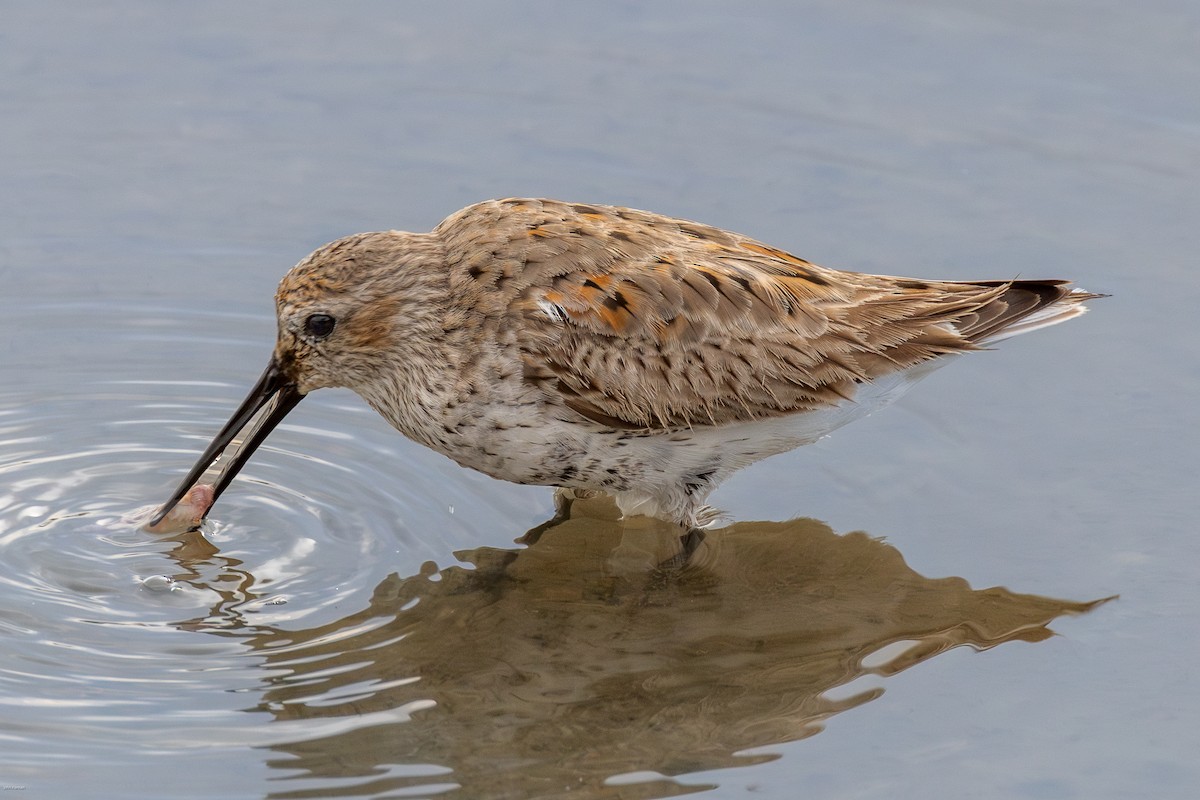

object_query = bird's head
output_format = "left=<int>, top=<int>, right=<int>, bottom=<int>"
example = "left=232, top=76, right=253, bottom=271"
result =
left=150, top=230, right=444, bottom=528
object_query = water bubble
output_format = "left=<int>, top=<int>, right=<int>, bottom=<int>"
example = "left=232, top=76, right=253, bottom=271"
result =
left=139, top=574, right=176, bottom=592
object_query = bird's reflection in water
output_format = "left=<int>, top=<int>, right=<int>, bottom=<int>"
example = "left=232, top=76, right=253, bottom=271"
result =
left=167, top=496, right=1107, bottom=799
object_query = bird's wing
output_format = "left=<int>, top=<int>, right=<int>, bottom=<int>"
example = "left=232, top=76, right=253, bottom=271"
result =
left=440, top=198, right=1072, bottom=430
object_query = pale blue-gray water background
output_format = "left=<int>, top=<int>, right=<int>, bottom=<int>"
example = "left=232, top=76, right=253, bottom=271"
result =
left=1, top=2, right=1196, bottom=798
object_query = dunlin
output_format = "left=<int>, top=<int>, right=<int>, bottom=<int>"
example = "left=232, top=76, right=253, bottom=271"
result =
left=152, top=198, right=1100, bottom=529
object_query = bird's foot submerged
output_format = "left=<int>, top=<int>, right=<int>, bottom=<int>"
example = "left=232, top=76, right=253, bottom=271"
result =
left=525, top=488, right=715, bottom=570
left=549, top=486, right=725, bottom=530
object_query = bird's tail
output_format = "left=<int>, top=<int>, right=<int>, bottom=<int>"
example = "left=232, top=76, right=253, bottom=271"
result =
left=954, top=280, right=1105, bottom=345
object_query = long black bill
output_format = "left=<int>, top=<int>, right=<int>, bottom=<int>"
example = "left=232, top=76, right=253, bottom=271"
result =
left=149, top=358, right=304, bottom=527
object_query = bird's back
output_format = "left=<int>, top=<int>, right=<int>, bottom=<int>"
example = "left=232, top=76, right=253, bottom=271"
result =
left=436, top=198, right=1096, bottom=430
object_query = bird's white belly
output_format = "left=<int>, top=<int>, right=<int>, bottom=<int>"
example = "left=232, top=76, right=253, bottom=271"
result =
left=437, top=358, right=947, bottom=522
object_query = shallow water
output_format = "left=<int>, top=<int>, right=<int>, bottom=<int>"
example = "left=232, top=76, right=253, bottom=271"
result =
left=3, top=2, right=1198, bottom=798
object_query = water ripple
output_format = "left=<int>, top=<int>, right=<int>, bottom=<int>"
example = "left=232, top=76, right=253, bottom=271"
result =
left=0, top=302, right=533, bottom=769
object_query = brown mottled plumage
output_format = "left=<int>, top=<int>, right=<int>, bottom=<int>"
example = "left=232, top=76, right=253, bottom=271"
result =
left=153, top=198, right=1101, bottom=529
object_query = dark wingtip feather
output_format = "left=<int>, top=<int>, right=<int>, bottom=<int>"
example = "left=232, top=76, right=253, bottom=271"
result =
left=955, top=280, right=1103, bottom=344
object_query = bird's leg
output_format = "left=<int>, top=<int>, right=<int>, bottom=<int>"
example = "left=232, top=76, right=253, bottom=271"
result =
left=517, top=488, right=592, bottom=546
left=653, top=526, right=707, bottom=572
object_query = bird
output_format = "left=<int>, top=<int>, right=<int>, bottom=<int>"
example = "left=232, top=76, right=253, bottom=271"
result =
left=151, top=197, right=1101, bottom=530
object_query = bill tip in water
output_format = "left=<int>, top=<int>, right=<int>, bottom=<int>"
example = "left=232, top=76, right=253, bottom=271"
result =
left=142, top=483, right=216, bottom=533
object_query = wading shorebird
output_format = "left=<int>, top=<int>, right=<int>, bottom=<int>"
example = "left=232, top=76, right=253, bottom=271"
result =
left=152, top=198, right=1100, bottom=530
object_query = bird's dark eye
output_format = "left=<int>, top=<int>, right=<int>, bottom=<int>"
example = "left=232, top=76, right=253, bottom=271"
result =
left=303, top=313, right=336, bottom=341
